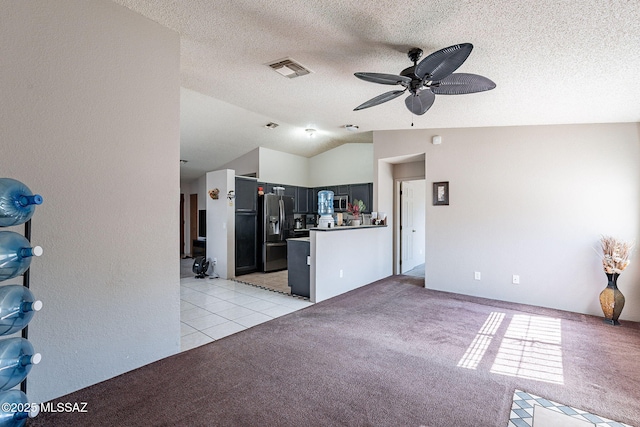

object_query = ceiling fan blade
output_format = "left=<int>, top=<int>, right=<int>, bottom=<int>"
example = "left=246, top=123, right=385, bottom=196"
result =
left=431, top=73, right=496, bottom=95
left=354, top=72, right=412, bottom=86
left=405, top=90, right=435, bottom=115
left=415, top=43, right=473, bottom=81
left=354, top=89, right=406, bottom=111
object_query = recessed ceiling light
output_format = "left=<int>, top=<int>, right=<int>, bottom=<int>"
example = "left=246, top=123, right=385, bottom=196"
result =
left=345, top=124, right=359, bottom=132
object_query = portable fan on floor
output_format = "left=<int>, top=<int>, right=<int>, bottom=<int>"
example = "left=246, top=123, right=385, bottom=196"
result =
left=192, top=256, right=210, bottom=279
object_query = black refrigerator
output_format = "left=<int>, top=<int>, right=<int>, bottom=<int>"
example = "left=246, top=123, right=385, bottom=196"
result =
left=258, top=193, right=294, bottom=272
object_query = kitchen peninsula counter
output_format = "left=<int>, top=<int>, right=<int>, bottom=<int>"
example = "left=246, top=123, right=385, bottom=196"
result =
left=309, top=224, right=387, bottom=231
left=307, top=225, right=390, bottom=303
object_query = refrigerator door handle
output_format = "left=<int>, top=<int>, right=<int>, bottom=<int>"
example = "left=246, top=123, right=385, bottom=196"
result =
left=279, top=198, right=284, bottom=239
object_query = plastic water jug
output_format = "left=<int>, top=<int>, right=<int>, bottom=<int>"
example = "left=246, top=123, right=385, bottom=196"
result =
left=0, top=285, right=42, bottom=336
left=0, top=390, right=39, bottom=427
left=0, top=232, right=43, bottom=282
left=318, top=190, right=334, bottom=216
left=0, top=179, right=42, bottom=228
left=0, top=338, right=41, bottom=391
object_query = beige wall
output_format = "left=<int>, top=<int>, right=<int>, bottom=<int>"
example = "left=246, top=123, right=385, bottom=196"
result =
left=0, top=0, right=181, bottom=401
left=309, top=143, right=374, bottom=187
left=206, top=170, right=236, bottom=278
left=375, top=123, right=640, bottom=321
left=259, top=147, right=311, bottom=187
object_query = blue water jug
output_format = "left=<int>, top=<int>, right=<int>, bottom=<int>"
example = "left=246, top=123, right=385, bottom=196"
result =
left=0, top=232, right=42, bottom=282
left=0, top=390, right=38, bottom=427
left=0, top=179, right=42, bottom=228
left=0, top=285, right=42, bottom=336
left=0, top=338, right=40, bottom=391
left=318, top=190, right=334, bottom=216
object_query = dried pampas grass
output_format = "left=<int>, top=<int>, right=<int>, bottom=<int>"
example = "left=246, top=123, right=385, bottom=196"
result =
left=599, top=235, right=634, bottom=274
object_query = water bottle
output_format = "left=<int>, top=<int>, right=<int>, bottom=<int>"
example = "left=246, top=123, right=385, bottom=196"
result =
left=0, top=179, right=42, bottom=227
left=318, top=190, right=334, bottom=216
left=0, top=286, right=42, bottom=336
left=0, top=390, right=39, bottom=427
left=0, top=232, right=42, bottom=282
left=0, top=338, right=41, bottom=391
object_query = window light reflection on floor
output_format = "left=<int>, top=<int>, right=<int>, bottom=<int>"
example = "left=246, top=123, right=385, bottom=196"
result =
left=457, top=312, right=505, bottom=369
left=457, top=313, right=564, bottom=385
left=490, top=314, right=564, bottom=385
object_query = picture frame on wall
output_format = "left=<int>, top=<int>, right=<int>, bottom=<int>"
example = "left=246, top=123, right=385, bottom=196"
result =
left=433, top=181, right=449, bottom=205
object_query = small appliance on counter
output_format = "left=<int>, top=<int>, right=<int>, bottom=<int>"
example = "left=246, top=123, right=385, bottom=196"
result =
left=317, top=190, right=335, bottom=229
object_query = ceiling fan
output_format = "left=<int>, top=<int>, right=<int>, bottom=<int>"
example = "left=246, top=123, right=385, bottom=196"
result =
left=353, top=43, right=495, bottom=115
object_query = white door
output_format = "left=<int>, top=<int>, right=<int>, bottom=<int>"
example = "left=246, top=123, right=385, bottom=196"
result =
left=401, top=181, right=416, bottom=273
left=400, top=180, right=426, bottom=274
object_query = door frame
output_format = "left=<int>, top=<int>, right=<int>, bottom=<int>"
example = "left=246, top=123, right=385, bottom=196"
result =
left=394, top=176, right=426, bottom=276
left=189, top=194, right=198, bottom=257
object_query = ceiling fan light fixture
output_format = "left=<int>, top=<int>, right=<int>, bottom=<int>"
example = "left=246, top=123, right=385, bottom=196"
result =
left=345, top=124, right=359, bottom=132
left=264, top=122, right=279, bottom=129
left=305, top=128, right=317, bottom=138
left=180, top=159, right=188, bottom=165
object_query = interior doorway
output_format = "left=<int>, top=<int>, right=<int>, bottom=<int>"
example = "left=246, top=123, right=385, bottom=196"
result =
left=180, top=194, right=185, bottom=257
left=189, top=194, right=198, bottom=257
left=399, top=179, right=426, bottom=277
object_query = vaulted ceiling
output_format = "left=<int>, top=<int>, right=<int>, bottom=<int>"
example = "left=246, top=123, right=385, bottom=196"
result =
left=113, top=0, right=640, bottom=180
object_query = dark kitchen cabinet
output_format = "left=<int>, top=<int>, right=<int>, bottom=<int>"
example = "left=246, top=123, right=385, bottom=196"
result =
left=235, top=177, right=258, bottom=276
left=296, top=187, right=310, bottom=213
left=235, top=212, right=258, bottom=276
left=284, top=186, right=296, bottom=210
left=235, top=177, right=257, bottom=211
left=349, top=183, right=373, bottom=213
left=288, top=239, right=310, bottom=298
left=311, top=187, right=320, bottom=213
left=336, top=185, right=349, bottom=196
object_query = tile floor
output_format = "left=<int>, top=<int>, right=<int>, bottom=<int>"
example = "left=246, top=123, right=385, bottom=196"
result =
left=509, top=389, right=631, bottom=427
left=180, top=275, right=313, bottom=352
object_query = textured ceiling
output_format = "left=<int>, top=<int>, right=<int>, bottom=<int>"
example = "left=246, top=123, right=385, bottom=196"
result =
left=113, top=0, right=640, bottom=180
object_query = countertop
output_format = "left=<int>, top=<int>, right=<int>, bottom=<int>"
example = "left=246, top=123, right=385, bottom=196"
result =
left=309, top=224, right=387, bottom=232
left=287, top=237, right=310, bottom=242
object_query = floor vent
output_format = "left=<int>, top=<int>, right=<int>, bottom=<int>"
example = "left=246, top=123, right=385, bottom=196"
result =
left=267, top=58, right=312, bottom=78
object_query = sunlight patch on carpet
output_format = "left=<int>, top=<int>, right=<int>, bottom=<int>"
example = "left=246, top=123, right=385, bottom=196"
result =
left=457, top=311, right=505, bottom=369
left=491, top=315, right=564, bottom=385
left=508, top=390, right=632, bottom=427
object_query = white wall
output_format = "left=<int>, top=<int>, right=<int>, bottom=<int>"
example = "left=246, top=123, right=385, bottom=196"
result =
left=375, top=123, right=640, bottom=321
left=206, top=170, right=235, bottom=278
left=0, top=0, right=180, bottom=402
left=258, top=147, right=310, bottom=187
left=310, top=227, right=391, bottom=303
left=221, top=147, right=260, bottom=177
left=309, top=143, right=374, bottom=187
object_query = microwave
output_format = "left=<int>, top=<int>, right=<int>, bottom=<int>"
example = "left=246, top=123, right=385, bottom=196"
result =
left=333, top=195, right=349, bottom=211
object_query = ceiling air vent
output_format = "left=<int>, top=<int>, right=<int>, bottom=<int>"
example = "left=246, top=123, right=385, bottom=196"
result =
left=267, top=58, right=312, bottom=79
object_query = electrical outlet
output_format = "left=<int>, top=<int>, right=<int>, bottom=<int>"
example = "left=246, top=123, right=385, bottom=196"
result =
left=213, top=258, right=217, bottom=265
left=339, top=269, right=343, bottom=278
left=512, top=275, right=520, bottom=284
left=474, top=272, right=481, bottom=280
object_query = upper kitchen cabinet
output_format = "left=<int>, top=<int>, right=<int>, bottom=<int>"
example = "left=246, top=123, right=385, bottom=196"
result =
left=349, top=183, right=373, bottom=213
left=235, top=177, right=258, bottom=212
left=296, top=187, right=310, bottom=213
left=336, top=185, right=349, bottom=196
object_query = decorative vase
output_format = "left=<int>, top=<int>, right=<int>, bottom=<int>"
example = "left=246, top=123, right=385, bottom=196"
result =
left=599, top=273, right=625, bottom=325
left=351, top=219, right=361, bottom=227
